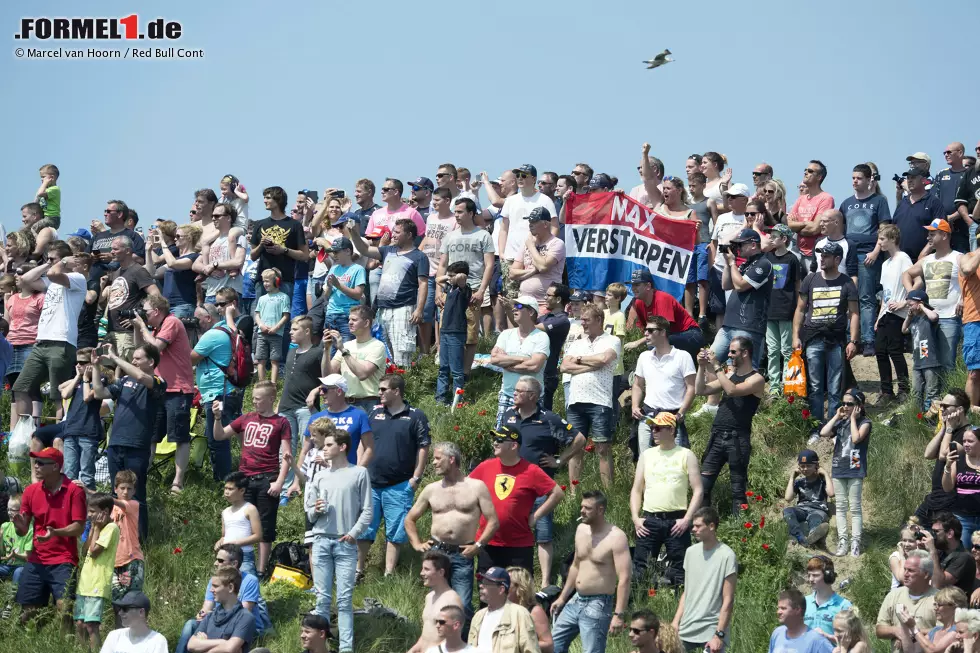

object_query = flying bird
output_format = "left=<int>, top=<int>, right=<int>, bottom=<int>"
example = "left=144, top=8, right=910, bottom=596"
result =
left=643, top=49, right=673, bottom=69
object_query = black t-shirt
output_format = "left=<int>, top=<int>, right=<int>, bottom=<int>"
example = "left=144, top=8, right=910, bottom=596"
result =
left=278, top=344, right=324, bottom=412
left=539, top=311, right=570, bottom=377
left=956, top=168, right=980, bottom=231
left=106, top=264, right=155, bottom=332
left=63, top=377, right=106, bottom=439
left=107, top=375, right=168, bottom=450
left=76, top=278, right=100, bottom=348
left=722, top=252, right=772, bottom=335
left=940, top=544, right=977, bottom=595
left=440, top=283, right=471, bottom=332
left=766, top=251, right=802, bottom=321
left=89, top=228, right=146, bottom=281
left=503, top=407, right=576, bottom=479
left=792, top=474, right=829, bottom=512
left=801, top=272, right=858, bottom=343
left=250, top=216, right=306, bottom=282
left=712, top=371, right=763, bottom=433
left=367, top=404, right=431, bottom=488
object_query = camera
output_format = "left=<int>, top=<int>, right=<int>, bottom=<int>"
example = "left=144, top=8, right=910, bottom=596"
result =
left=118, top=308, right=145, bottom=320
left=717, top=244, right=731, bottom=254
left=179, top=316, right=200, bottom=330
left=892, top=174, right=903, bottom=184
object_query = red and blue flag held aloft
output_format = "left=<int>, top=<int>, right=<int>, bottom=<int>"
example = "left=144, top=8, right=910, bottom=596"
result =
left=564, top=191, right=698, bottom=301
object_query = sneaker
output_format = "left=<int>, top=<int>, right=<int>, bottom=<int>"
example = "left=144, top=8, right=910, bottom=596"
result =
left=806, top=522, right=830, bottom=546
left=0, top=603, right=11, bottom=620
left=834, top=538, right=848, bottom=557
left=698, top=315, right=710, bottom=331
left=862, top=342, right=875, bottom=357
left=851, top=539, right=861, bottom=557
left=279, top=496, right=289, bottom=507
left=690, top=404, right=719, bottom=419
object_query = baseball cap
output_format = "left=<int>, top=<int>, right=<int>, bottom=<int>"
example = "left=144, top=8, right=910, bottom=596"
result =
left=588, top=173, right=615, bottom=191
left=478, top=567, right=512, bottom=589
left=30, top=447, right=64, bottom=467
left=797, top=449, right=819, bottom=464
left=630, top=268, right=654, bottom=284
left=318, top=373, right=349, bottom=394
left=410, top=177, right=434, bottom=191
left=329, top=237, right=354, bottom=252
left=512, top=164, right=537, bottom=177
left=906, top=152, right=932, bottom=166
left=648, top=412, right=677, bottom=428
left=904, top=166, right=928, bottom=178
left=724, top=183, right=751, bottom=197
left=770, top=224, right=793, bottom=240
left=492, top=425, right=521, bottom=444
left=515, top=295, right=540, bottom=313
left=526, top=207, right=552, bottom=223
left=816, top=241, right=844, bottom=257
left=906, top=288, right=932, bottom=308
left=569, top=289, right=589, bottom=302
left=925, top=219, right=951, bottom=233
left=69, top=228, right=92, bottom=240
left=112, top=591, right=151, bottom=611
left=365, top=226, right=391, bottom=240
left=730, top=228, right=761, bottom=244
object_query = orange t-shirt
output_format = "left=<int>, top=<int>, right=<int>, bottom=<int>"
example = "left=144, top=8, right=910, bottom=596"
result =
left=961, top=269, right=980, bottom=325
left=112, top=500, right=144, bottom=567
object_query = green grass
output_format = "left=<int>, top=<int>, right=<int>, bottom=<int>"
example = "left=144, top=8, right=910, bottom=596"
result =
left=0, top=332, right=946, bottom=652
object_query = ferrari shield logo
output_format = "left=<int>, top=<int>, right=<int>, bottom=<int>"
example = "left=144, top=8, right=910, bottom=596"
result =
left=494, top=474, right=516, bottom=500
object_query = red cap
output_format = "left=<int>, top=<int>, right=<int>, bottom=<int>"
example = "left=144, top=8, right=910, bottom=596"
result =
left=30, top=447, right=64, bottom=467
left=366, top=226, right=391, bottom=240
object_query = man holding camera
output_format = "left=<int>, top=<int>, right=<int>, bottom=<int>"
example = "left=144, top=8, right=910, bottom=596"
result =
left=133, top=294, right=195, bottom=493
left=104, top=236, right=160, bottom=370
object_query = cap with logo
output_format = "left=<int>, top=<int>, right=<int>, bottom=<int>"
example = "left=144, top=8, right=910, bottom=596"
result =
left=515, top=295, right=541, bottom=313
left=630, top=268, right=654, bottom=284
left=478, top=567, right=512, bottom=589
left=569, top=289, right=590, bottom=302
left=512, top=164, right=538, bottom=177
left=730, top=228, right=761, bottom=244
left=906, top=288, right=932, bottom=309
left=924, top=219, right=951, bottom=233
left=526, top=207, right=552, bottom=223
left=904, top=165, right=928, bottom=178
left=410, top=177, right=434, bottom=191
left=318, top=373, right=349, bottom=394
left=724, top=183, right=751, bottom=198
left=816, top=241, right=844, bottom=258
left=797, top=449, right=819, bottom=464
left=906, top=152, right=932, bottom=167
left=492, top=425, right=521, bottom=444
left=329, top=237, right=354, bottom=252
left=30, top=447, right=64, bottom=467
left=588, top=173, right=615, bottom=191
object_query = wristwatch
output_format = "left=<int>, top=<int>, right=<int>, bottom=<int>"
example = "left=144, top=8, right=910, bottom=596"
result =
left=849, top=340, right=859, bottom=346
left=613, top=611, right=625, bottom=618
left=715, top=630, right=726, bottom=639
left=555, top=456, right=562, bottom=467
left=411, top=476, right=421, bottom=484
left=341, top=348, right=352, bottom=357
left=474, top=542, right=483, bottom=549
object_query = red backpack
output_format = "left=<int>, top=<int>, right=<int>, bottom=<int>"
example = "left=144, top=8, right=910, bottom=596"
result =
left=213, top=325, right=254, bottom=388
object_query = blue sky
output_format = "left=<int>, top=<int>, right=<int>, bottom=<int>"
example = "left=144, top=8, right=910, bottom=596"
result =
left=2, top=1, right=979, bottom=234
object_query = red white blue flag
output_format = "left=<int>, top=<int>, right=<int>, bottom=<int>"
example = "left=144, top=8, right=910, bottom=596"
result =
left=564, top=191, right=698, bottom=301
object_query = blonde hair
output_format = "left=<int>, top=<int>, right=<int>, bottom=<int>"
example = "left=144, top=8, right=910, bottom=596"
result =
left=605, top=282, right=627, bottom=301
left=6, top=230, right=35, bottom=258
left=178, top=223, right=203, bottom=250
left=658, top=624, right=684, bottom=653
left=833, top=610, right=868, bottom=650
left=157, top=220, right=178, bottom=241
left=936, top=586, right=969, bottom=610
left=506, top=567, right=534, bottom=610
left=261, top=267, right=282, bottom=284
left=955, top=608, right=980, bottom=633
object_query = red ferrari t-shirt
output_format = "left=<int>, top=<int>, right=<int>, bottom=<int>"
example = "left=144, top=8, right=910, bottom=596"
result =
left=21, top=475, right=87, bottom=565
left=633, top=290, right=698, bottom=334
left=470, top=458, right=555, bottom=548
left=230, top=412, right=291, bottom=476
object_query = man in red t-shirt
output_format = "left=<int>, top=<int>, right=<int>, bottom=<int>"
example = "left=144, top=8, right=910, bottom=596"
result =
left=625, top=268, right=705, bottom=361
left=215, top=380, right=291, bottom=576
left=469, top=425, right=563, bottom=576
left=13, top=447, right=87, bottom=621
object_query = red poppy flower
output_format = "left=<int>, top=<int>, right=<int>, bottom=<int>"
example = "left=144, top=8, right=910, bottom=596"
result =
left=745, top=491, right=754, bottom=497
left=917, top=412, right=924, bottom=420
left=762, top=544, right=770, bottom=551
left=411, top=361, right=416, bottom=367
left=182, top=519, right=189, bottom=525
left=454, top=425, right=460, bottom=431
left=478, top=410, right=487, bottom=416
left=787, top=395, right=795, bottom=404
left=456, top=389, right=465, bottom=396
left=584, top=444, right=595, bottom=453
left=561, top=485, right=567, bottom=491
left=741, top=538, right=747, bottom=543
left=801, top=409, right=811, bottom=420
left=759, top=516, right=766, bottom=528
left=744, top=522, right=753, bottom=529
left=648, top=588, right=656, bottom=597
left=755, top=495, right=763, bottom=502
left=572, top=480, right=580, bottom=486
left=173, top=547, right=183, bottom=554
left=740, top=503, right=749, bottom=510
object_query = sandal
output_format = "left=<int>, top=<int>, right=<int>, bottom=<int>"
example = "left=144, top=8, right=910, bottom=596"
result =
left=170, top=484, right=183, bottom=495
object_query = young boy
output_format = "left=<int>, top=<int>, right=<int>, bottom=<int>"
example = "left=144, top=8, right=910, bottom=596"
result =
left=902, top=289, right=942, bottom=415
left=288, top=417, right=334, bottom=546
left=110, top=471, right=145, bottom=610
left=72, top=254, right=101, bottom=350
left=215, top=472, right=262, bottom=578
left=35, top=163, right=62, bottom=230
left=216, top=381, right=291, bottom=576
left=59, top=348, right=105, bottom=490
left=782, top=449, right=834, bottom=547
left=765, top=225, right=803, bottom=396
left=435, top=261, right=471, bottom=404
left=254, top=268, right=290, bottom=383
left=603, top=282, right=628, bottom=412
left=0, top=494, right=31, bottom=584
left=75, top=493, right=120, bottom=653
left=874, top=224, right=913, bottom=404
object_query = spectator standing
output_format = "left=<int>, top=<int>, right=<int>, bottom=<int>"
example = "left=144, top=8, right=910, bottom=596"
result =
left=954, top=159, right=980, bottom=247
left=672, top=507, right=737, bottom=653
left=768, top=588, right=833, bottom=653
left=490, top=296, right=550, bottom=427
left=277, top=316, right=324, bottom=497
left=535, top=283, right=571, bottom=410
left=301, top=373, right=374, bottom=470
left=417, top=186, right=458, bottom=355
left=434, top=262, right=471, bottom=404
left=509, top=207, right=565, bottom=313
left=365, top=178, right=427, bottom=242
left=893, top=167, right=945, bottom=262
left=961, top=245, right=980, bottom=406
left=813, top=210, right=859, bottom=282
left=409, top=553, right=465, bottom=653
left=104, top=236, right=160, bottom=366
left=198, top=204, right=247, bottom=303
left=254, top=268, right=290, bottom=384
left=625, top=269, right=704, bottom=362
left=935, top=143, right=970, bottom=251
left=781, top=450, right=833, bottom=547
left=145, top=223, right=201, bottom=319
left=325, top=305, right=387, bottom=414
left=341, top=179, right=382, bottom=237
left=74, top=493, right=120, bottom=653
left=322, top=237, right=366, bottom=348
left=787, top=160, right=836, bottom=271
left=110, top=470, right=145, bottom=608
left=902, top=290, right=943, bottom=414
left=497, top=165, right=558, bottom=303
left=765, top=225, right=802, bottom=395
left=507, top=567, right=554, bottom=653
left=90, top=200, right=146, bottom=281
left=874, top=225, right=913, bottom=403
left=820, top=389, right=871, bottom=557
left=712, top=228, right=773, bottom=370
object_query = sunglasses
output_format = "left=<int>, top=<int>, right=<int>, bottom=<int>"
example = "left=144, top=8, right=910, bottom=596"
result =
left=842, top=402, right=857, bottom=407
left=513, top=303, right=531, bottom=310
left=651, top=425, right=672, bottom=432
left=411, top=185, right=427, bottom=192
left=381, top=187, right=396, bottom=193
left=744, top=211, right=761, bottom=217
left=941, top=403, right=959, bottom=410
left=763, top=189, right=777, bottom=195
left=630, top=627, right=655, bottom=635
left=104, top=209, right=119, bottom=215
left=728, top=350, right=740, bottom=356
left=435, top=172, right=452, bottom=178
left=752, top=171, right=769, bottom=177
left=572, top=170, right=588, bottom=176
left=515, top=172, right=529, bottom=179
left=434, top=618, right=449, bottom=626
left=973, top=544, right=980, bottom=551
left=215, top=301, right=231, bottom=308
left=644, top=327, right=663, bottom=333
left=804, top=169, right=819, bottom=174
left=32, top=459, right=55, bottom=466
left=190, top=209, right=198, bottom=215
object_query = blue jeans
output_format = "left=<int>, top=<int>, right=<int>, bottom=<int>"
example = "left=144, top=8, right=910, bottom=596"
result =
left=63, top=435, right=99, bottom=490
left=279, top=406, right=311, bottom=496
left=170, top=303, right=196, bottom=319
left=712, top=327, right=765, bottom=370
left=552, top=593, right=614, bottom=653
left=856, top=253, right=881, bottom=346
left=0, top=565, right=23, bottom=584
left=291, top=278, right=309, bottom=318
left=423, top=276, right=437, bottom=323
left=240, top=549, right=257, bottom=578
left=938, top=317, right=963, bottom=373
left=782, top=506, right=829, bottom=543
left=805, top=338, right=844, bottom=423
left=325, top=313, right=354, bottom=358
left=436, top=331, right=465, bottom=403
left=106, top=445, right=150, bottom=541
left=312, top=536, right=357, bottom=652
left=204, top=390, right=243, bottom=482
left=447, top=550, right=475, bottom=626
left=956, top=513, right=980, bottom=551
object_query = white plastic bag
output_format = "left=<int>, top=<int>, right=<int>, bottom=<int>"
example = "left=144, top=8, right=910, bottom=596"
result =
left=8, top=415, right=33, bottom=463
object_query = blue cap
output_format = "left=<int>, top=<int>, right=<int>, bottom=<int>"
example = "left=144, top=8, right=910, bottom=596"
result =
left=526, top=207, right=552, bottom=223
left=569, top=289, right=590, bottom=302
left=69, top=228, right=92, bottom=240
left=816, top=241, right=844, bottom=257
left=907, top=288, right=932, bottom=308
left=630, top=268, right=654, bottom=284
left=478, top=567, right=511, bottom=589
left=512, top=164, right=537, bottom=177
left=730, top=228, right=762, bottom=244
left=410, top=177, right=434, bottom=191
left=588, top=173, right=615, bottom=191
left=798, top=449, right=819, bottom=464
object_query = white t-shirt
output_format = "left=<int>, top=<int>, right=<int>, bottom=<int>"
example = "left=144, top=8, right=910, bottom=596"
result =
left=500, top=192, right=558, bottom=260
left=565, top=333, right=621, bottom=408
left=203, top=233, right=247, bottom=296
left=711, top=212, right=745, bottom=271
left=421, top=214, right=459, bottom=276
left=477, top=607, right=504, bottom=653
left=636, top=346, right=696, bottom=409
left=921, top=250, right=962, bottom=319
left=879, top=251, right=914, bottom=319
left=37, top=272, right=87, bottom=345
left=98, top=627, right=169, bottom=653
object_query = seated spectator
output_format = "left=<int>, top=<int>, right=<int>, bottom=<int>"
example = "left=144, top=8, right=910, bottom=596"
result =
left=819, top=388, right=871, bottom=557
left=767, top=588, right=833, bottom=653
left=889, top=526, right=918, bottom=589
left=0, top=493, right=30, bottom=585
left=468, top=567, right=539, bottom=653
left=628, top=609, right=684, bottom=653
left=508, top=566, right=553, bottom=653
left=782, top=450, right=833, bottom=547
left=803, top=556, right=851, bottom=637
left=183, top=567, right=256, bottom=653
left=298, top=613, right=330, bottom=653
left=102, top=591, right=170, bottom=653
left=953, top=608, right=980, bottom=651
left=875, top=550, right=937, bottom=648
left=908, top=586, right=967, bottom=653
left=924, top=512, right=977, bottom=593
left=426, top=604, right=471, bottom=653
left=942, top=427, right=980, bottom=550
left=830, top=609, right=869, bottom=653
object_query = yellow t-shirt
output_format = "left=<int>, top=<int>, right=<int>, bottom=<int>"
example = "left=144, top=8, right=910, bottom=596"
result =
left=641, top=446, right=690, bottom=513
left=603, top=309, right=626, bottom=375
left=332, top=337, right=387, bottom=399
left=77, top=522, right=120, bottom=599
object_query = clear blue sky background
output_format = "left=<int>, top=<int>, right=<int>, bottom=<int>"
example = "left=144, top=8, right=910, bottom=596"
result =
left=2, top=1, right=979, bottom=234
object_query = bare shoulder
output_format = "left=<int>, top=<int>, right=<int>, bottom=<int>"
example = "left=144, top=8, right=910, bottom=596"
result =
left=608, top=525, right=630, bottom=547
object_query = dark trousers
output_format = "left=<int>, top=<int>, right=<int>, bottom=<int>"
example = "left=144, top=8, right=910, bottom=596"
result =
left=544, top=372, right=560, bottom=411
left=782, top=506, right=828, bottom=542
left=107, top=444, right=151, bottom=541
left=669, top=326, right=705, bottom=362
left=876, top=313, right=910, bottom=396
left=632, top=510, right=690, bottom=586
left=700, top=428, right=751, bottom=517
left=477, top=545, right=534, bottom=576
left=203, top=390, right=243, bottom=482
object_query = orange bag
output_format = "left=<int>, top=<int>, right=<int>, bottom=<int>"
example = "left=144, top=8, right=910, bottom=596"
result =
left=783, top=349, right=807, bottom=398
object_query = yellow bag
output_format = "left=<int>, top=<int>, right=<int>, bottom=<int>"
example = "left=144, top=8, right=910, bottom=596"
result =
left=783, top=349, right=807, bottom=398
left=270, top=564, right=313, bottom=590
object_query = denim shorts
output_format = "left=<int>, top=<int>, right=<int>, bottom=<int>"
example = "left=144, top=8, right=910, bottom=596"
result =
left=965, top=321, right=980, bottom=371
left=155, top=392, right=193, bottom=444
left=362, top=480, right=414, bottom=543
left=687, top=243, right=710, bottom=284
left=532, top=494, right=554, bottom=543
left=567, top=402, right=614, bottom=443
left=74, top=595, right=105, bottom=623
left=16, top=561, right=75, bottom=606
left=8, top=344, right=33, bottom=376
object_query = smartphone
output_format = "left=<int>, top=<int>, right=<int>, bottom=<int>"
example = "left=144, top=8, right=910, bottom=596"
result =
left=331, top=189, right=346, bottom=199
left=306, top=190, right=319, bottom=203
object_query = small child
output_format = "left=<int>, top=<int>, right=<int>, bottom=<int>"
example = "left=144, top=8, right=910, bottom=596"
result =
left=0, top=493, right=31, bottom=584
left=59, top=348, right=105, bottom=490
left=110, top=471, right=145, bottom=610
left=75, top=493, right=120, bottom=653
left=218, top=174, right=249, bottom=226
left=782, top=449, right=834, bottom=546
left=874, top=225, right=913, bottom=403
left=35, top=163, right=62, bottom=230
left=603, top=282, right=628, bottom=413
left=291, top=418, right=337, bottom=547
left=820, top=388, right=872, bottom=557
left=72, top=254, right=101, bottom=350
left=435, top=261, right=471, bottom=404
left=765, top=225, right=802, bottom=396
left=902, top=289, right=941, bottom=415
left=254, top=268, right=290, bottom=383
left=216, top=471, right=262, bottom=577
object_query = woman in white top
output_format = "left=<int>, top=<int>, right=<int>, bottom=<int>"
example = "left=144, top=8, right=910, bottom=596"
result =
left=307, top=197, right=348, bottom=308
left=701, top=151, right=732, bottom=211
left=195, top=204, right=246, bottom=303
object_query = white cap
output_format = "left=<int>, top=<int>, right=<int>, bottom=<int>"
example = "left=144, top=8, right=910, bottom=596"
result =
left=318, top=373, right=348, bottom=394
left=724, top=183, right=751, bottom=197
left=906, top=152, right=932, bottom=166
left=514, top=295, right=541, bottom=313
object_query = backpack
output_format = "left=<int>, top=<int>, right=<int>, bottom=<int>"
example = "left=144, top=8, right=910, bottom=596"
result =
left=267, top=540, right=311, bottom=582
left=213, top=324, right=253, bottom=388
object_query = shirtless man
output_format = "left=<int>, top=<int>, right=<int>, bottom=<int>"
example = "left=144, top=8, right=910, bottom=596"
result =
left=409, top=550, right=464, bottom=653
left=550, top=490, right=632, bottom=653
left=405, top=441, right=499, bottom=623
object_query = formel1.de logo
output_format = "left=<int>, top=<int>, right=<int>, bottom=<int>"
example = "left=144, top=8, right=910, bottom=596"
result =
left=15, top=16, right=183, bottom=40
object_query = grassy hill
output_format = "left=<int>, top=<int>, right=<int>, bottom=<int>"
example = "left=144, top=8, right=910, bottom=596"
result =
left=0, top=331, right=943, bottom=652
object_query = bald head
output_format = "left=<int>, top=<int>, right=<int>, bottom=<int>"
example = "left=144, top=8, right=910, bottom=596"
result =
left=946, top=142, right=965, bottom=168
left=819, top=209, right=844, bottom=238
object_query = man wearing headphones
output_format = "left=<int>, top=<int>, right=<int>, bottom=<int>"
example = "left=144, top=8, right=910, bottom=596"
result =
left=803, top=555, right=851, bottom=637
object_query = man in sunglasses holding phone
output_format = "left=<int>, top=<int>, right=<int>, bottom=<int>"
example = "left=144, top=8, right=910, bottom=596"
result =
left=90, top=199, right=145, bottom=281
left=497, top=164, right=558, bottom=304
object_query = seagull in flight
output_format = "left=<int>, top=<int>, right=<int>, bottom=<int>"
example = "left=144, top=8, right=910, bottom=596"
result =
left=643, top=49, right=673, bottom=69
